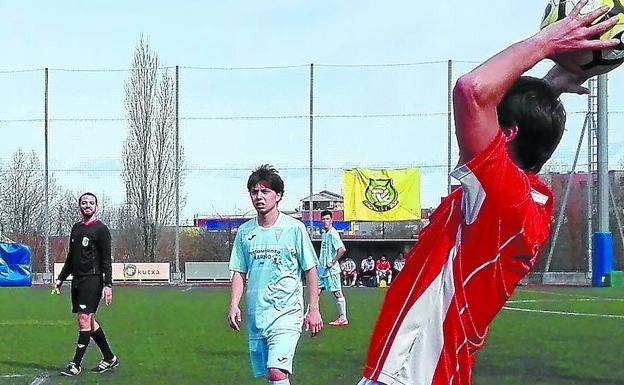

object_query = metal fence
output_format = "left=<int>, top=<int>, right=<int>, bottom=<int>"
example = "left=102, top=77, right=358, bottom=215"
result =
left=1, top=61, right=623, bottom=278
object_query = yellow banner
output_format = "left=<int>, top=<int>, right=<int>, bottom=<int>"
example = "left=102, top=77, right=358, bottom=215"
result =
left=343, top=168, right=420, bottom=221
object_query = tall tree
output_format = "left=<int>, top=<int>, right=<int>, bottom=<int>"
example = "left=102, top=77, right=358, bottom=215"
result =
left=0, top=149, right=65, bottom=272
left=122, top=37, right=183, bottom=262
left=0, top=149, right=47, bottom=234
left=51, top=189, right=79, bottom=236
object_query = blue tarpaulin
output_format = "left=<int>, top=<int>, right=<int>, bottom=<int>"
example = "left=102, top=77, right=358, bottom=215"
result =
left=0, top=242, right=32, bottom=287
left=310, top=221, right=350, bottom=231
left=203, top=218, right=350, bottom=231
left=204, top=218, right=249, bottom=231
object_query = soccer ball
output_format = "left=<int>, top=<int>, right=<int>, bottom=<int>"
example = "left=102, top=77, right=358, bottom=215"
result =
left=540, top=0, right=624, bottom=76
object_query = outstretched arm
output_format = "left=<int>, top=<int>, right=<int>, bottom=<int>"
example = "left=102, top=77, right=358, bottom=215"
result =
left=453, top=1, right=619, bottom=164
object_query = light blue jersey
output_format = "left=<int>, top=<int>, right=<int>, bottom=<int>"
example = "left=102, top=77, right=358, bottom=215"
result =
left=318, top=227, right=345, bottom=278
left=229, top=213, right=318, bottom=339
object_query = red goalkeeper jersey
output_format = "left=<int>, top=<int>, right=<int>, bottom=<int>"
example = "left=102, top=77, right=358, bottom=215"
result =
left=362, top=132, right=552, bottom=385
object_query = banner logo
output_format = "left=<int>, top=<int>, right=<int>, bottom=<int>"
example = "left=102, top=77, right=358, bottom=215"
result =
left=363, top=178, right=398, bottom=212
left=343, top=168, right=420, bottom=221
left=123, top=264, right=137, bottom=278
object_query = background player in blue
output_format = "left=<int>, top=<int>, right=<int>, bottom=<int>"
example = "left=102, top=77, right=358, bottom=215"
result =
left=318, top=209, right=348, bottom=326
left=228, top=164, right=324, bottom=385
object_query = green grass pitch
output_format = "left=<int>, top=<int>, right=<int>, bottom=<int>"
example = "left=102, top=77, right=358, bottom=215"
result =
left=0, top=286, right=622, bottom=385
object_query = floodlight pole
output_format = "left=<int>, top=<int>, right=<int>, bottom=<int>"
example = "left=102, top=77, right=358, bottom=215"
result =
left=175, top=65, right=181, bottom=280
left=447, top=60, right=453, bottom=195
left=591, top=73, right=614, bottom=287
left=44, top=68, right=50, bottom=280
left=308, top=63, right=314, bottom=231
left=597, top=75, right=609, bottom=232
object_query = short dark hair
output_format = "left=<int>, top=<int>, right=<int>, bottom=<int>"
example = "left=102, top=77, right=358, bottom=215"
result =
left=497, top=76, right=566, bottom=173
left=78, top=192, right=98, bottom=204
left=247, top=164, right=285, bottom=195
left=320, top=210, right=332, bottom=218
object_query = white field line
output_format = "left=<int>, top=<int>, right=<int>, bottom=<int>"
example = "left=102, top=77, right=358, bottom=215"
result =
left=0, top=320, right=71, bottom=326
left=503, top=306, right=624, bottom=319
left=181, top=287, right=193, bottom=292
left=504, top=296, right=624, bottom=319
left=521, top=289, right=607, bottom=300
left=508, top=298, right=624, bottom=304
left=30, top=374, right=49, bottom=385
left=0, top=374, right=29, bottom=378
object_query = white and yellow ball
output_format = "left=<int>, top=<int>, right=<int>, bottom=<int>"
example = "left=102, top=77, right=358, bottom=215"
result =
left=540, top=0, right=624, bottom=76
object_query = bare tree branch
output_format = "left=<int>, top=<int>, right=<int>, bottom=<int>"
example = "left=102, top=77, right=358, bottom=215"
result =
left=122, top=37, right=185, bottom=262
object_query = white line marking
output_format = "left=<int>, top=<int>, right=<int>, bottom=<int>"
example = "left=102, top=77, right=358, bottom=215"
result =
left=503, top=306, right=624, bottom=319
left=508, top=298, right=624, bottom=304
left=521, top=289, right=603, bottom=299
left=30, top=374, right=49, bottom=385
left=0, top=320, right=71, bottom=326
left=0, top=374, right=29, bottom=378
left=182, top=287, right=193, bottom=292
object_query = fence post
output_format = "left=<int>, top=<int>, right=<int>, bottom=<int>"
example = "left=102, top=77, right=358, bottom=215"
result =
left=44, top=67, right=51, bottom=282
left=308, top=63, right=314, bottom=231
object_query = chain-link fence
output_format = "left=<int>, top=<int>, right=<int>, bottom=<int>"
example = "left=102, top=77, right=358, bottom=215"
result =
left=1, top=61, right=623, bottom=278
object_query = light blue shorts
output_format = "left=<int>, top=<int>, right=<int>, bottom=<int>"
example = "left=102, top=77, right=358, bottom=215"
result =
left=319, top=273, right=342, bottom=292
left=249, top=330, right=301, bottom=378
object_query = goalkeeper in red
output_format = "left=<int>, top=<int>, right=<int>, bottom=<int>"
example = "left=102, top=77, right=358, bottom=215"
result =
left=358, top=2, right=621, bottom=385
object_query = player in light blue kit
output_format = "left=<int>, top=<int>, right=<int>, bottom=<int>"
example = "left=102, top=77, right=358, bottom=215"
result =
left=318, top=209, right=348, bottom=326
left=228, top=164, right=324, bottom=385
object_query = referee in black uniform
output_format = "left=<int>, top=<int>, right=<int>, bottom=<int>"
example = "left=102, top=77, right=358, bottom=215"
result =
left=54, top=192, right=119, bottom=376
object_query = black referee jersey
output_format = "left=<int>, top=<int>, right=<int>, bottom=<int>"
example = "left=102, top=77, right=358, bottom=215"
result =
left=58, top=220, right=112, bottom=286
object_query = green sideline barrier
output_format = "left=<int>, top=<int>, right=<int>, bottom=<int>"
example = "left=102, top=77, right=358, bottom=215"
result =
left=607, top=271, right=624, bottom=287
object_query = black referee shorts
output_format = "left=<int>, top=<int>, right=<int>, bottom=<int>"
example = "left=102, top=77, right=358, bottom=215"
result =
left=71, top=275, right=104, bottom=314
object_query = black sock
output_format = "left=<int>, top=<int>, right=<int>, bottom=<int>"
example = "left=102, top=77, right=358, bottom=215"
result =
left=91, top=327, right=114, bottom=360
left=72, top=331, right=91, bottom=365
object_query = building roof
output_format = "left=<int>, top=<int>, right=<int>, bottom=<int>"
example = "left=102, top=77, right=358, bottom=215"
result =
left=299, top=190, right=343, bottom=202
